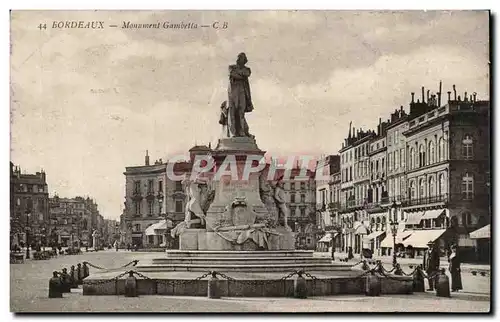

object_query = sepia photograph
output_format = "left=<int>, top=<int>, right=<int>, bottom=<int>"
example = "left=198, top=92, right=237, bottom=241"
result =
left=9, top=9, right=491, bottom=313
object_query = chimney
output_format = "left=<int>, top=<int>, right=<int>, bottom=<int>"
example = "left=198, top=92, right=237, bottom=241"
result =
left=464, top=92, right=468, bottom=102
left=400, top=105, right=404, bottom=115
left=458, top=95, right=461, bottom=101
left=470, top=95, right=473, bottom=102
left=421, top=87, right=425, bottom=103
left=453, top=84, right=457, bottom=100
left=427, top=90, right=430, bottom=103
left=411, top=92, right=415, bottom=103
left=473, top=92, right=477, bottom=102
left=352, top=127, right=356, bottom=138
left=447, top=91, right=451, bottom=102
left=145, top=150, right=150, bottom=166
left=438, top=81, right=442, bottom=106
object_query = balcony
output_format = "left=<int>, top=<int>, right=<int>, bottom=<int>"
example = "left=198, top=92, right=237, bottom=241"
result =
left=328, top=202, right=341, bottom=211
left=131, top=191, right=142, bottom=201
left=316, top=203, right=326, bottom=211
left=146, top=191, right=155, bottom=200
left=405, top=194, right=449, bottom=207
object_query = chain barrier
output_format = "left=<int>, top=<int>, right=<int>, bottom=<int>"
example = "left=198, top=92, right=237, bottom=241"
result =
left=83, top=270, right=131, bottom=286
left=157, top=271, right=213, bottom=286
left=83, top=260, right=139, bottom=271
left=213, top=270, right=300, bottom=286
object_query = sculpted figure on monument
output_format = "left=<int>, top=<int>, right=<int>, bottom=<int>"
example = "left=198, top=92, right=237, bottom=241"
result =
left=273, top=177, right=290, bottom=230
left=259, top=170, right=279, bottom=227
left=226, top=52, right=254, bottom=138
left=183, top=176, right=209, bottom=229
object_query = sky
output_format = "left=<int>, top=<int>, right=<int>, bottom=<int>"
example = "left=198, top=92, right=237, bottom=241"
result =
left=10, top=10, right=490, bottom=220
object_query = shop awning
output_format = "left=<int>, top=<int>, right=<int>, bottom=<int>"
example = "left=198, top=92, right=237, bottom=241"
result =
left=470, top=224, right=490, bottom=239
left=402, top=229, right=446, bottom=248
left=405, top=212, right=425, bottom=225
left=422, top=209, right=446, bottom=220
left=380, top=230, right=413, bottom=248
left=145, top=220, right=168, bottom=236
left=318, top=233, right=332, bottom=243
left=354, top=221, right=370, bottom=235
left=364, top=230, right=386, bottom=241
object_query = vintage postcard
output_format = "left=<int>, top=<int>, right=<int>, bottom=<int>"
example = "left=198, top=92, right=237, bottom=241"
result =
left=10, top=10, right=491, bottom=313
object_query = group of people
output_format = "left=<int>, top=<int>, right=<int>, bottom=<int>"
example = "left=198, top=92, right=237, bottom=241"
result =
left=423, top=240, right=462, bottom=292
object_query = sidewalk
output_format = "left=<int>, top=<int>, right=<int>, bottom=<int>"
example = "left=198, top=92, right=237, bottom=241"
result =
left=315, top=251, right=490, bottom=272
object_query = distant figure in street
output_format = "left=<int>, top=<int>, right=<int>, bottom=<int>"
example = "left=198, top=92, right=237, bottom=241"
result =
left=127, top=243, right=131, bottom=251
left=423, top=241, right=440, bottom=291
left=115, top=241, right=119, bottom=252
left=348, top=246, right=354, bottom=260
left=448, top=244, right=463, bottom=292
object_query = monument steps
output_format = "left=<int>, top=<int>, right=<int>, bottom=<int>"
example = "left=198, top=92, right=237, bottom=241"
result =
left=135, top=262, right=353, bottom=272
left=149, top=257, right=333, bottom=265
left=164, top=250, right=315, bottom=258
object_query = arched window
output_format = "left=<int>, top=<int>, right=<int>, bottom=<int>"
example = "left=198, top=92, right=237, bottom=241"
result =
left=462, top=173, right=474, bottom=200
left=462, top=135, right=473, bottom=160
left=438, top=137, right=445, bottom=161
left=428, top=141, right=435, bottom=164
left=428, top=176, right=435, bottom=197
left=419, top=178, right=426, bottom=199
left=438, top=173, right=446, bottom=196
left=409, top=180, right=416, bottom=199
left=409, top=148, right=414, bottom=169
left=419, top=144, right=426, bottom=167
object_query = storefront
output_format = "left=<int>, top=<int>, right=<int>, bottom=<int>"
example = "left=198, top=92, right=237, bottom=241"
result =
left=470, top=224, right=490, bottom=263
left=402, top=229, right=447, bottom=257
left=380, top=230, right=413, bottom=256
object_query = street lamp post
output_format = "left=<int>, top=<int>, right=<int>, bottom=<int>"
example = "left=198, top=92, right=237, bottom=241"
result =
left=390, top=201, right=399, bottom=268
left=25, top=212, right=31, bottom=259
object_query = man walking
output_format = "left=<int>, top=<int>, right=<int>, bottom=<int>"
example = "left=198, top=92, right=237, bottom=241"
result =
left=423, top=241, right=440, bottom=291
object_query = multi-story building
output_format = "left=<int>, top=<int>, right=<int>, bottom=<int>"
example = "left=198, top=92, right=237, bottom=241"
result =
left=10, top=163, right=50, bottom=248
left=123, top=148, right=200, bottom=248
left=48, top=195, right=91, bottom=247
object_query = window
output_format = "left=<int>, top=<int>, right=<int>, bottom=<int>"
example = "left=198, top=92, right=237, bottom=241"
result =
left=428, top=141, right=435, bottom=164
left=462, top=135, right=473, bottom=159
left=410, top=181, right=416, bottom=199
left=134, top=201, right=140, bottom=215
left=290, top=207, right=296, bottom=217
left=354, top=149, right=358, bottom=159
left=438, top=173, right=446, bottom=196
left=300, top=194, right=306, bottom=203
left=175, top=200, right=183, bottom=212
left=400, top=148, right=405, bottom=168
left=381, top=158, right=385, bottom=172
left=290, top=182, right=295, bottom=190
left=148, top=235, right=154, bottom=244
left=428, top=177, right=435, bottom=197
left=419, top=144, right=426, bottom=168
left=27, top=185, right=33, bottom=193
left=148, top=200, right=154, bottom=215
left=419, top=178, right=425, bottom=199
left=300, top=208, right=306, bottom=216
left=462, top=173, right=474, bottom=200
left=290, top=194, right=296, bottom=203
left=409, top=148, right=414, bottom=169
left=438, top=137, right=445, bottom=161
left=175, top=181, right=183, bottom=191
left=158, top=181, right=163, bottom=193
left=134, top=224, right=141, bottom=232
left=148, top=180, right=154, bottom=193
left=134, top=181, right=141, bottom=194
left=349, top=167, right=352, bottom=181
left=388, top=153, right=392, bottom=171
left=300, top=182, right=306, bottom=190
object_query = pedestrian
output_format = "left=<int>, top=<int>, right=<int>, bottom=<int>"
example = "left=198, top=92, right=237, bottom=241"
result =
left=127, top=243, right=130, bottom=251
left=348, top=246, right=354, bottom=260
left=448, top=244, right=463, bottom=292
left=423, top=240, right=440, bottom=291
left=115, top=241, right=119, bottom=252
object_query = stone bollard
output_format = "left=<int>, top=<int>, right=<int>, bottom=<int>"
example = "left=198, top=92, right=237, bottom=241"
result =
left=60, top=268, right=71, bottom=293
left=83, top=262, right=90, bottom=278
left=394, top=264, right=404, bottom=276
left=207, top=271, right=220, bottom=299
left=69, top=265, right=78, bottom=288
left=412, top=265, right=425, bottom=292
left=294, top=271, right=307, bottom=299
left=435, top=269, right=451, bottom=298
left=361, top=260, right=370, bottom=271
left=49, top=271, right=63, bottom=298
left=124, top=271, right=138, bottom=297
left=365, top=270, right=381, bottom=296
left=77, top=263, right=84, bottom=285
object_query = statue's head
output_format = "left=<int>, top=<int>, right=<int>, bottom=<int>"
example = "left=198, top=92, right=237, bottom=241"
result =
left=237, top=52, right=248, bottom=66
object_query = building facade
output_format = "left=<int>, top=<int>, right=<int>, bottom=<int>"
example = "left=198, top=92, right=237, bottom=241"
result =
left=10, top=163, right=50, bottom=248
left=333, top=84, right=490, bottom=261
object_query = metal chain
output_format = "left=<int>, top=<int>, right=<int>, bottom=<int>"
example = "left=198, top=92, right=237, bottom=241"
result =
left=83, top=260, right=139, bottom=270
left=83, top=271, right=130, bottom=286
left=158, top=271, right=213, bottom=286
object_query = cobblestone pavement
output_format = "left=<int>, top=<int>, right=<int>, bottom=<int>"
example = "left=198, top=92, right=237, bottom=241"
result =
left=10, top=250, right=490, bottom=313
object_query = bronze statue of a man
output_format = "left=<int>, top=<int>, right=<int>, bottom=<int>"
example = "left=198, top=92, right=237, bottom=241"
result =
left=227, top=52, right=254, bottom=138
